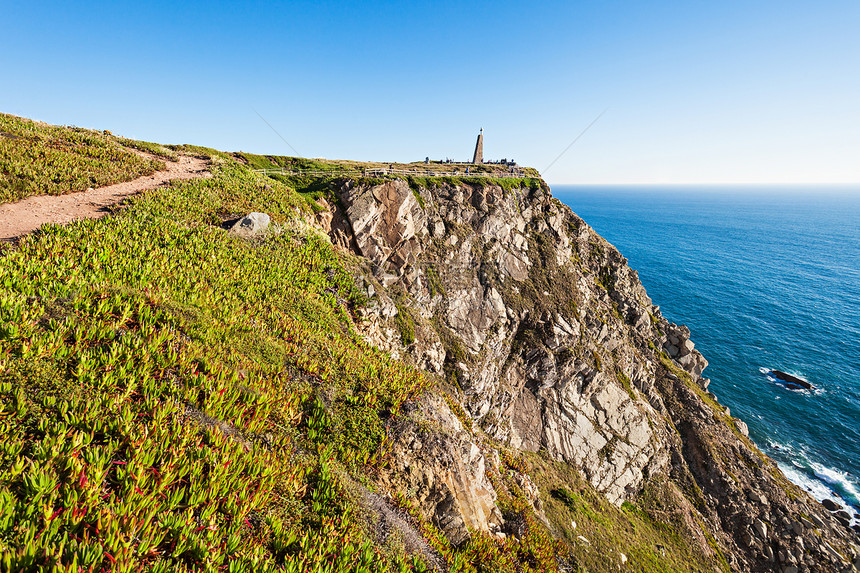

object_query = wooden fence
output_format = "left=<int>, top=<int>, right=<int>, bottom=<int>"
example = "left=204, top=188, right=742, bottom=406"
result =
left=252, top=167, right=533, bottom=179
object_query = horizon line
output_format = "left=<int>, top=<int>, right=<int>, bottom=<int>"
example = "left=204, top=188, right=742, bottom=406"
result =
left=546, top=181, right=860, bottom=187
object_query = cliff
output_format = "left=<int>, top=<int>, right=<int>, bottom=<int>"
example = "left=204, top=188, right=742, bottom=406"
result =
left=1, top=113, right=858, bottom=572
left=314, top=175, right=860, bottom=572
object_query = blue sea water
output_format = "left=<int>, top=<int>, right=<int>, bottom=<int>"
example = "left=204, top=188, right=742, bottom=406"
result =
left=554, top=185, right=860, bottom=521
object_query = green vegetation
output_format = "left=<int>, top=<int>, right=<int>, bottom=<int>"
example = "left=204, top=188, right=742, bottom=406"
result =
left=117, top=137, right=178, bottom=161
left=530, top=455, right=728, bottom=573
left=0, top=141, right=626, bottom=573
left=596, top=266, right=617, bottom=292
left=616, top=367, right=638, bottom=401
left=410, top=187, right=426, bottom=209
left=235, top=153, right=356, bottom=173
left=0, top=117, right=736, bottom=572
left=0, top=158, right=435, bottom=570
left=0, top=113, right=164, bottom=203
left=405, top=175, right=543, bottom=193
left=425, top=265, right=445, bottom=298
left=239, top=152, right=541, bottom=178
left=167, top=144, right=234, bottom=163
left=394, top=304, right=416, bottom=346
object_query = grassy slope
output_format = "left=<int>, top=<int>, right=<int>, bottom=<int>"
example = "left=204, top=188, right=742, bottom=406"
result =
left=0, top=119, right=725, bottom=572
left=0, top=114, right=177, bottom=203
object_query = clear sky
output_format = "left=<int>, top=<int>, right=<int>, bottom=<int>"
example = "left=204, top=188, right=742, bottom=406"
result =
left=3, top=1, right=859, bottom=185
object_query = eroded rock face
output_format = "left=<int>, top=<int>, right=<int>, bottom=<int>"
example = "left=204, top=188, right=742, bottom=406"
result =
left=340, top=180, right=427, bottom=275
left=332, top=179, right=673, bottom=505
left=379, top=394, right=503, bottom=546
left=319, top=176, right=856, bottom=570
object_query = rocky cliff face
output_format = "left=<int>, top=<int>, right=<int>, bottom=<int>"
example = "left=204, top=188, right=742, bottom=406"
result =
left=317, top=177, right=859, bottom=572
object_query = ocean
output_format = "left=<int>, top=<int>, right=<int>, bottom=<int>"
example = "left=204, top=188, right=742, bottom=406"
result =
left=553, top=185, right=860, bottom=522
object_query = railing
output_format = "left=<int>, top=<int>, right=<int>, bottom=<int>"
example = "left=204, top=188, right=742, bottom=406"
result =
left=252, top=167, right=534, bottom=179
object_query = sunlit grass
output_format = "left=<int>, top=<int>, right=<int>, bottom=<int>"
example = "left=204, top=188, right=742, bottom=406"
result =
left=0, top=129, right=730, bottom=572
left=0, top=113, right=164, bottom=203
left=0, top=160, right=429, bottom=570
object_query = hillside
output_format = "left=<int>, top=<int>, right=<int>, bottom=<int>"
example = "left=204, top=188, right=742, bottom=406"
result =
left=1, top=114, right=858, bottom=572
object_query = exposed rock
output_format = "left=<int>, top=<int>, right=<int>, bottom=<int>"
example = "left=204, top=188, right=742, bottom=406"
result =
left=317, top=175, right=852, bottom=572
left=378, top=393, right=502, bottom=546
left=771, top=369, right=815, bottom=390
left=791, top=519, right=805, bottom=535
left=824, top=499, right=841, bottom=511
left=810, top=512, right=827, bottom=528
left=230, top=212, right=271, bottom=236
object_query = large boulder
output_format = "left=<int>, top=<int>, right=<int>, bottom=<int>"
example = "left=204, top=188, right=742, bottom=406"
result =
left=230, top=212, right=271, bottom=236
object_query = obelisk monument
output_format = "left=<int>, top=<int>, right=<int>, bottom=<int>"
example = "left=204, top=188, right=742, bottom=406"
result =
left=471, top=128, right=483, bottom=164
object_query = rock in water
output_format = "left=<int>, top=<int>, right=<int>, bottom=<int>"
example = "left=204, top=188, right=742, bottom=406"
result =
left=822, top=498, right=840, bottom=512
left=231, top=212, right=271, bottom=236
left=770, top=369, right=814, bottom=390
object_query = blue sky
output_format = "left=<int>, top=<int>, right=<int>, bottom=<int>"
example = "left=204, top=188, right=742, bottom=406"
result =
left=2, top=1, right=859, bottom=185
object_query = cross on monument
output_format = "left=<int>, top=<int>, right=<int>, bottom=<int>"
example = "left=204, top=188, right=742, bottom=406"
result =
left=472, top=128, right=483, bottom=164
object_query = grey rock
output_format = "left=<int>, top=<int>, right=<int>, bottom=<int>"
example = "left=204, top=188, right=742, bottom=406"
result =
left=380, top=394, right=502, bottom=546
left=791, top=519, right=805, bottom=535
left=823, top=498, right=841, bottom=511
left=230, top=212, right=271, bottom=236
left=677, top=338, right=695, bottom=357
left=792, top=544, right=804, bottom=562
left=317, top=174, right=854, bottom=571
left=822, top=541, right=844, bottom=562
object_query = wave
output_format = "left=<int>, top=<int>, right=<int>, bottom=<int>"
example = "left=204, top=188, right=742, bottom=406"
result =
left=811, top=463, right=860, bottom=506
left=768, top=440, right=860, bottom=525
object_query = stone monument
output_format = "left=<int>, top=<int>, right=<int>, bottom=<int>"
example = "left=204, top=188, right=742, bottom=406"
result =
left=471, top=128, right=483, bottom=164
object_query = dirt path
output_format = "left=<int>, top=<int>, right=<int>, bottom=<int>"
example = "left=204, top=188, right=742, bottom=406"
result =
left=0, top=154, right=210, bottom=242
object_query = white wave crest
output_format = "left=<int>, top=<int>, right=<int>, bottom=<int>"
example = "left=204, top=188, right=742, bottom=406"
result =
left=811, top=463, right=860, bottom=504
